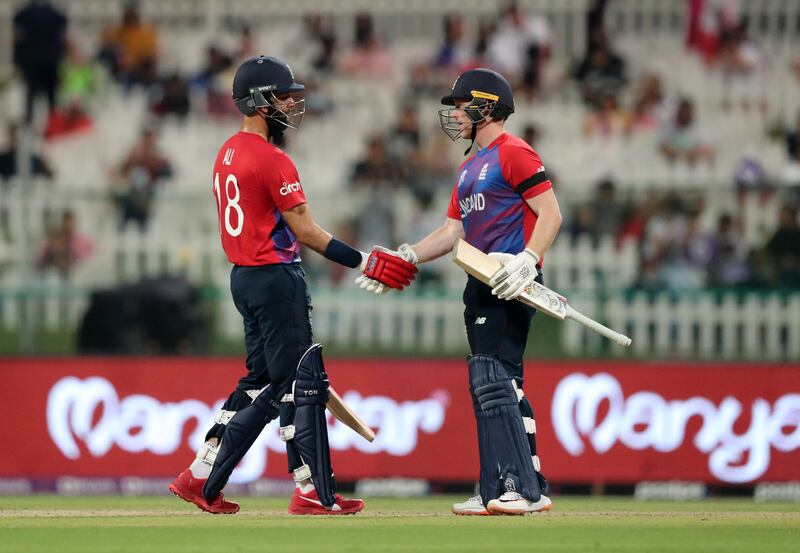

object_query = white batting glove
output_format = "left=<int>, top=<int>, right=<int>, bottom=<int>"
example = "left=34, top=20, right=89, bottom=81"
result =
left=396, top=243, right=419, bottom=265
left=488, top=248, right=540, bottom=300
left=355, top=274, right=389, bottom=294
left=487, top=252, right=515, bottom=265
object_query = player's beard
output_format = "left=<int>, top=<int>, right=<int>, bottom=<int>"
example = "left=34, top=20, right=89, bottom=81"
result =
left=266, top=113, right=287, bottom=147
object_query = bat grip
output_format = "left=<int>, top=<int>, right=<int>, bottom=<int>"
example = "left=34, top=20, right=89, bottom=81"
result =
left=565, top=305, right=632, bottom=347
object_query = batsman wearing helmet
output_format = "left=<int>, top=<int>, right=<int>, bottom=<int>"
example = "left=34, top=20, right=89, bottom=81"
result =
left=169, top=56, right=417, bottom=515
left=359, top=68, right=561, bottom=515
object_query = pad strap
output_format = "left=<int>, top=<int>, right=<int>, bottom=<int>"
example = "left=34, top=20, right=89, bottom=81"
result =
left=196, top=441, right=219, bottom=465
left=214, top=410, right=236, bottom=425
left=279, top=425, right=296, bottom=441
left=245, top=387, right=268, bottom=401
left=293, top=464, right=312, bottom=482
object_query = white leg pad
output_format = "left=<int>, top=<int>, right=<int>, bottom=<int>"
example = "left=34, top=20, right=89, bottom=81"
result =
left=245, top=387, right=267, bottom=402
left=214, top=409, right=236, bottom=425
left=279, top=425, right=296, bottom=441
left=293, top=464, right=312, bottom=482
left=512, top=380, right=525, bottom=401
left=196, top=441, right=219, bottom=466
left=523, top=416, right=536, bottom=434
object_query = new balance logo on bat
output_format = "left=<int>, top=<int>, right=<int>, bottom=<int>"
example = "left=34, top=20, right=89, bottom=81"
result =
left=475, top=317, right=486, bottom=325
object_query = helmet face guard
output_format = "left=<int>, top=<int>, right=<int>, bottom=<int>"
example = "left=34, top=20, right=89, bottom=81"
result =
left=438, top=93, right=499, bottom=141
left=247, top=86, right=306, bottom=129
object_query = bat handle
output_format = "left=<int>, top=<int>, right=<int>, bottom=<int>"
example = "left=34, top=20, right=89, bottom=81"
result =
left=565, top=305, right=632, bottom=347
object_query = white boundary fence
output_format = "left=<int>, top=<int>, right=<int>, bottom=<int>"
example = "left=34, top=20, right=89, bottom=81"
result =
left=3, top=281, right=799, bottom=360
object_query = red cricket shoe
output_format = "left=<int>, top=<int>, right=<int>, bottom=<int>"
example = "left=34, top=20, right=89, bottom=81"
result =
left=169, top=469, right=240, bottom=514
left=287, top=487, right=364, bottom=515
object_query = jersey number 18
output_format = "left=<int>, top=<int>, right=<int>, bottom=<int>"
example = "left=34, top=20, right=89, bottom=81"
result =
left=214, top=172, right=244, bottom=237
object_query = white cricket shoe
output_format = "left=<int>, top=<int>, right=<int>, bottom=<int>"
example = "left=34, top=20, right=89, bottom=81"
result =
left=486, top=492, right=552, bottom=515
left=452, top=495, right=490, bottom=516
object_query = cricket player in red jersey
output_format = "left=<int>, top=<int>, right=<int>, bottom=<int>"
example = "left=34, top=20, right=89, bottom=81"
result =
left=358, top=68, right=561, bottom=515
left=169, top=56, right=417, bottom=515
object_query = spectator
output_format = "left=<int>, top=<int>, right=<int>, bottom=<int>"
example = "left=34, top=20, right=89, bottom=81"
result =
left=339, top=13, right=394, bottom=79
left=763, top=205, right=800, bottom=287
left=659, top=98, right=715, bottom=165
left=583, top=92, right=628, bottom=137
left=12, top=0, right=68, bottom=124
left=627, top=73, right=667, bottom=134
left=568, top=180, right=625, bottom=244
left=786, top=111, right=800, bottom=163
left=733, top=158, right=771, bottom=203
left=718, top=19, right=765, bottom=111
left=192, top=45, right=236, bottom=117
left=432, top=14, right=473, bottom=71
left=193, top=45, right=232, bottom=92
left=522, top=123, right=539, bottom=147
left=638, top=194, right=692, bottom=289
left=707, top=213, right=750, bottom=286
left=686, top=0, right=741, bottom=63
left=43, top=42, right=98, bottom=140
left=0, top=123, right=54, bottom=180
left=98, top=2, right=159, bottom=87
left=59, top=42, right=100, bottom=108
left=150, top=73, right=191, bottom=119
left=473, top=20, right=496, bottom=68
left=573, top=30, right=626, bottom=106
left=234, top=25, right=255, bottom=61
left=36, top=209, right=93, bottom=279
left=487, top=1, right=552, bottom=83
left=110, top=126, right=173, bottom=231
left=43, top=100, right=93, bottom=140
left=590, top=179, right=626, bottom=239
left=284, top=15, right=337, bottom=74
left=351, top=133, right=406, bottom=187
left=389, top=103, right=421, bottom=159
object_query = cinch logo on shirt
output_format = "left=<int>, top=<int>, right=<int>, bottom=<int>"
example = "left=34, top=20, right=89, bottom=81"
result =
left=459, top=192, right=485, bottom=218
left=280, top=181, right=302, bottom=195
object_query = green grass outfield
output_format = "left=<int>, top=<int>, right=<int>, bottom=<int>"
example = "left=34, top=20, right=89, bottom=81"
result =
left=1, top=496, right=798, bottom=553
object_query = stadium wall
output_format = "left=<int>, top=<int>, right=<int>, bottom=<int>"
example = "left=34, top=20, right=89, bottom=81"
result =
left=0, top=357, right=798, bottom=494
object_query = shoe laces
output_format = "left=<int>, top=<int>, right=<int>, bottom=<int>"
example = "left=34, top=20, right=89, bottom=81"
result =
left=465, top=495, right=483, bottom=506
left=499, top=491, right=524, bottom=501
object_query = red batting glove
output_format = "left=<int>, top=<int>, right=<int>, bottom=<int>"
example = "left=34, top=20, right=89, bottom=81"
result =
left=362, top=247, right=418, bottom=290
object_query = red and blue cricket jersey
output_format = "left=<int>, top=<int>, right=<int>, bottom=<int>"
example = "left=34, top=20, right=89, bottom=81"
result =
left=446, top=132, right=552, bottom=263
left=212, top=131, right=307, bottom=266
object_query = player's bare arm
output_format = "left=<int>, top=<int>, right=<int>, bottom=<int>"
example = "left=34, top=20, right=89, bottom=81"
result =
left=281, top=202, right=333, bottom=255
left=523, top=188, right=562, bottom=258
left=409, top=217, right=465, bottom=263
left=284, top=202, right=417, bottom=289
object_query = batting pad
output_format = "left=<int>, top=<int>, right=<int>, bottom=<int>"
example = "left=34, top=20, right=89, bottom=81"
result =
left=469, top=354, right=542, bottom=504
left=203, top=386, right=281, bottom=501
left=292, top=344, right=336, bottom=508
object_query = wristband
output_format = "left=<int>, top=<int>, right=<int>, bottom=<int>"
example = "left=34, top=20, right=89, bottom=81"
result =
left=324, top=237, right=362, bottom=268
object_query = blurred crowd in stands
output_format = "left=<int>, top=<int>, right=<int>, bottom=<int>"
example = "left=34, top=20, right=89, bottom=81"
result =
left=2, top=0, right=799, bottom=290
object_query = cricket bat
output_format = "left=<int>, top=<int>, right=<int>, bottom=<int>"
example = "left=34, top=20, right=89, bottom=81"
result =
left=327, top=386, right=376, bottom=442
left=452, top=239, right=632, bottom=347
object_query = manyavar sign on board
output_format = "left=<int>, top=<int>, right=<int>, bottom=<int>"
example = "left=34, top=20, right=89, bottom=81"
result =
left=1, top=358, right=798, bottom=487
